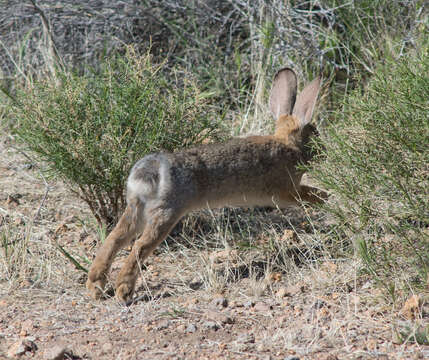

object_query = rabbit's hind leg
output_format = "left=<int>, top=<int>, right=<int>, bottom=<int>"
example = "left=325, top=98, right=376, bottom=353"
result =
left=86, top=198, right=145, bottom=299
left=115, top=203, right=182, bottom=303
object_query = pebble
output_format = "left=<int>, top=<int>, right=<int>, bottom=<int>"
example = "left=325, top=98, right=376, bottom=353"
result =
left=102, top=342, right=113, bottom=353
left=188, top=279, right=203, bottom=290
left=185, top=323, right=197, bottom=333
left=276, top=287, right=288, bottom=298
left=312, top=299, right=326, bottom=310
left=7, top=339, right=37, bottom=358
left=254, top=302, right=272, bottom=312
left=155, top=320, right=171, bottom=331
left=138, top=344, right=150, bottom=352
left=256, top=343, right=265, bottom=351
left=205, top=310, right=234, bottom=325
left=236, top=333, right=255, bottom=344
left=244, top=300, right=255, bottom=308
left=7, top=341, right=27, bottom=358
left=176, top=324, right=186, bottom=332
left=43, top=345, right=67, bottom=360
left=20, top=163, right=33, bottom=170
left=210, top=296, right=228, bottom=308
left=202, top=321, right=219, bottom=331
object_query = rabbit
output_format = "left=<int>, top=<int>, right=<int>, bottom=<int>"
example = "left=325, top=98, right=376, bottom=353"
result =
left=86, top=68, right=328, bottom=303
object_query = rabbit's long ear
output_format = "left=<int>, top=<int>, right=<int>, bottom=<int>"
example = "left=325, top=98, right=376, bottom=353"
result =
left=292, top=76, right=321, bottom=128
left=270, top=68, right=297, bottom=119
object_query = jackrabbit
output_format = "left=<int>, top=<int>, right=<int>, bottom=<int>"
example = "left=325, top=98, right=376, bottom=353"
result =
left=86, top=68, right=327, bottom=302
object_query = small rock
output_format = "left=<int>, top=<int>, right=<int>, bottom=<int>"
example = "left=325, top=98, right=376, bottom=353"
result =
left=20, top=163, right=34, bottom=170
left=8, top=339, right=37, bottom=358
left=43, top=345, right=67, bottom=360
left=138, top=344, right=150, bottom=352
left=14, top=217, right=24, bottom=226
left=185, top=323, right=197, bottom=333
left=25, top=336, right=36, bottom=342
left=211, top=296, right=228, bottom=308
left=205, top=310, right=234, bottom=325
left=176, top=324, right=186, bottom=332
left=6, top=194, right=21, bottom=206
left=8, top=341, right=27, bottom=358
left=102, top=342, right=113, bottom=353
left=276, top=287, right=288, bottom=298
left=188, top=279, right=203, bottom=290
left=321, top=261, right=338, bottom=274
left=284, top=357, right=300, bottom=360
left=282, top=283, right=306, bottom=296
left=361, top=281, right=373, bottom=289
left=20, top=319, right=34, bottom=333
left=22, top=339, right=37, bottom=352
left=202, top=321, right=219, bottom=331
left=210, top=249, right=238, bottom=264
left=254, top=302, right=272, bottom=312
left=244, top=300, right=255, bottom=308
left=236, top=333, right=255, bottom=344
left=256, top=343, right=265, bottom=351
left=155, top=320, right=171, bottom=331
left=312, top=299, right=327, bottom=310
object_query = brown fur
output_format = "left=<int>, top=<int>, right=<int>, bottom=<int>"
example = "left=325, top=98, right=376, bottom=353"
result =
left=86, top=68, right=328, bottom=302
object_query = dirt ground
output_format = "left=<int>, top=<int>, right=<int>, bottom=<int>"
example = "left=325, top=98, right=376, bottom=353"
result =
left=1, top=135, right=428, bottom=360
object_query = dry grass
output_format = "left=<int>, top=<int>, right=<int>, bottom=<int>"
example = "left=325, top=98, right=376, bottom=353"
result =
left=0, top=139, right=428, bottom=359
left=0, top=2, right=428, bottom=358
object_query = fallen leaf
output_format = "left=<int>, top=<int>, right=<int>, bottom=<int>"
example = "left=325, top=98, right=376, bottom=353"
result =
left=322, top=261, right=338, bottom=274
left=268, top=272, right=282, bottom=283
left=280, top=229, right=299, bottom=245
left=400, top=294, right=421, bottom=319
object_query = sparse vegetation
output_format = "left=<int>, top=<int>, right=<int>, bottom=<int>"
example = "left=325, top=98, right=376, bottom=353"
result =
left=0, top=1, right=428, bottom=358
left=312, top=41, right=429, bottom=294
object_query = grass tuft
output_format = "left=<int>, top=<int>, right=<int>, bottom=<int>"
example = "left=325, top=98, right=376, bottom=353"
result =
left=312, top=39, right=429, bottom=295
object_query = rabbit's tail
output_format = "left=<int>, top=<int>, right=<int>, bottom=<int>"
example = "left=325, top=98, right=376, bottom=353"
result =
left=126, top=153, right=169, bottom=203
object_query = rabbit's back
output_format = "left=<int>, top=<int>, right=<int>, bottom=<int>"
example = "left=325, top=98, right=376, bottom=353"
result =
left=128, top=138, right=303, bottom=210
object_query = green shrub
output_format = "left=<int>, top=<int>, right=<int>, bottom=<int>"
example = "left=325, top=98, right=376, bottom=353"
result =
left=312, top=42, right=429, bottom=293
left=7, top=48, right=224, bottom=226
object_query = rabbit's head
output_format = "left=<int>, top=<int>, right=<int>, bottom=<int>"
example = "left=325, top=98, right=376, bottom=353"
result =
left=270, top=68, right=321, bottom=155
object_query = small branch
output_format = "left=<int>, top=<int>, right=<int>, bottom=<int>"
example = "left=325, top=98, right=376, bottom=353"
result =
left=32, top=173, right=49, bottom=224
left=29, top=0, right=64, bottom=72
left=56, top=242, right=88, bottom=273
